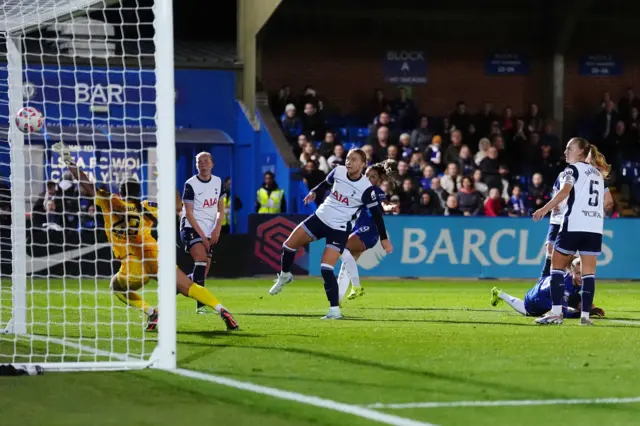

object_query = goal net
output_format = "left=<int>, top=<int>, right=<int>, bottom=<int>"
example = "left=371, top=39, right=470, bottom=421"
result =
left=0, top=0, right=177, bottom=371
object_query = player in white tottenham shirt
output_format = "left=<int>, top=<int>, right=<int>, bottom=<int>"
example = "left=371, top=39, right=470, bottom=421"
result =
left=180, top=152, right=224, bottom=314
left=268, top=149, right=393, bottom=319
left=533, top=137, right=611, bottom=326
left=539, top=176, right=612, bottom=278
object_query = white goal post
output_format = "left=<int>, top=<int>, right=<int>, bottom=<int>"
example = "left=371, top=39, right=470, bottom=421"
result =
left=0, top=0, right=176, bottom=371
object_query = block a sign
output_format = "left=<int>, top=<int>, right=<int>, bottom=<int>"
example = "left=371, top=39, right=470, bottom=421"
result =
left=383, top=50, right=428, bottom=84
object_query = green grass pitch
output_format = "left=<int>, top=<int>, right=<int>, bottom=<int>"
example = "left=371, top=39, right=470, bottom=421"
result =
left=2, top=277, right=640, bottom=426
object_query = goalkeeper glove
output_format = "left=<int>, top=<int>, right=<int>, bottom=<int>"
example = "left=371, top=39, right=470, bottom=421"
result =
left=51, top=141, right=75, bottom=166
left=590, top=306, right=605, bottom=317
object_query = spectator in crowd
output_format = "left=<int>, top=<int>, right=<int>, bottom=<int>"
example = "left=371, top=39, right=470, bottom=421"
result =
left=627, top=107, right=640, bottom=140
left=419, top=165, right=435, bottom=190
left=541, top=121, right=561, bottom=157
left=58, top=172, right=81, bottom=230
left=450, top=101, right=471, bottom=136
left=256, top=171, right=286, bottom=214
left=444, top=195, right=463, bottom=216
left=417, top=191, right=442, bottom=215
left=501, top=106, right=514, bottom=132
left=457, top=145, right=475, bottom=177
left=525, top=103, right=543, bottom=133
left=476, top=102, right=499, bottom=138
left=527, top=173, right=549, bottom=210
left=302, top=160, right=327, bottom=203
left=444, top=130, right=463, bottom=165
left=299, top=85, right=322, bottom=111
left=398, top=133, right=414, bottom=160
left=43, top=199, right=63, bottom=230
left=498, top=165, right=511, bottom=200
left=493, top=135, right=508, bottom=164
left=596, top=100, right=619, bottom=149
left=387, top=144, right=400, bottom=162
left=612, top=120, right=635, bottom=165
left=81, top=204, right=97, bottom=230
left=280, top=103, right=303, bottom=145
left=397, top=160, right=414, bottom=182
left=368, top=112, right=397, bottom=145
left=300, top=142, right=329, bottom=174
left=473, top=169, right=489, bottom=197
left=33, top=180, right=61, bottom=217
left=480, top=146, right=501, bottom=190
left=410, top=115, right=433, bottom=151
left=301, top=102, right=326, bottom=141
left=373, top=126, right=392, bottom=161
left=388, top=194, right=401, bottom=215
left=270, top=85, right=294, bottom=117
left=455, top=176, right=483, bottom=216
left=318, top=131, right=337, bottom=158
left=441, top=117, right=452, bottom=138
left=367, top=88, right=392, bottom=119
left=618, top=87, right=640, bottom=120
left=425, top=135, right=443, bottom=173
left=399, top=177, right=419, bottom=214
left=408, top=151, right=428, bottom=175
left=295, top=134, right=310, bottom=159
left=392, top=87, right=417, bottom=130
left=466, top=123, right=481, bottom=153
left=484, top=188, right=504, bottom=217
left=221, top=177, right=243, bottom=234
left=474, top=138, right=491, bottom=166
left=489, top=120, right=502, bottom=139
left=327, top=144, right=346, bottom=170
left=379, top=180, right=391, bottom=198
left=441, top=163, right=462, bottom=195
left=430, top=177, right=449, bottom=209
left=598, top=91, right=613, bottom=112
left=361, top=144, right=376, bottom=165
left=509, top=120, right=529, bottom=174
left=534, top=145, right=561, bottom=187
left=507, top=185, right=527, bottom=217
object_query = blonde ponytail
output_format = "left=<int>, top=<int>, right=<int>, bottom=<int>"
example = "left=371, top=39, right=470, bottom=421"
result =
left=587, top=145, right=611, bottom=178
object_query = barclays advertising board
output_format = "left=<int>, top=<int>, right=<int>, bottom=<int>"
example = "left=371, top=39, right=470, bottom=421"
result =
left=0, top=64, right=236, bottom=130
left=309, top=217, right=640, bottom=279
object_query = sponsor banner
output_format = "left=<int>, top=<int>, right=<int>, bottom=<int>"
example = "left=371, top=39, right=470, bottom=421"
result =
left=309, top=217, right=640, bottom=279
left=383, top=50, right=428, bottom=84
left=579, top=55, right=623, bottom=76
left=485, top=53, right=529, bottom=75
left=249, top=214, right=309, bottom=275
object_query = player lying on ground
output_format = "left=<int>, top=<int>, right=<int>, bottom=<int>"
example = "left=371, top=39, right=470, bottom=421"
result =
left=52, top=142, right=239, bottom=331
left=269, top=148, right=393, bottom=320
left=490, top=257, right=605, bottom=318
left=336, top=159, right=398, bottom=303
left=179, top=152, right=224, bottom=314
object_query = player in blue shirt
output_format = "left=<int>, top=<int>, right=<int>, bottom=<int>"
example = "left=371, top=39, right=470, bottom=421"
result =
left=337, top=160, right=398, bottom=302
left=489, top=257, right=605, bottom=318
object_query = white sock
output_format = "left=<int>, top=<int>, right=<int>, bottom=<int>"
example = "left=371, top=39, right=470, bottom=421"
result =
left=498, top=291, right=527, bottom=315
left=214, top=303, right=224, bottom=313
left=551, top=305, right=563, bottom=316
left=581, top=311, right=590, bottom=320
left=329, top=306, right=341, bottom=314
left=146, top=307, right=156, bottom=317
left=337, top=263, right=351, bottom=302
left=341, top=249, right=360, bottom=288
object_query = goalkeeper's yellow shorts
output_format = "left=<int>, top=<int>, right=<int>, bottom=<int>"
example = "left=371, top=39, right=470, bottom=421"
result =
left=116, top=250, right=159, bottom=290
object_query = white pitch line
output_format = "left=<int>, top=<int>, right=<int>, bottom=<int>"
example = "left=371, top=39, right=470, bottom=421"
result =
left=606, top=319, right=640, bottom=326
left=366, top=396, right=640, bottom=410
left=24, top=333, right=138, bottom=362
left=171, top=368, right=438, bottom=426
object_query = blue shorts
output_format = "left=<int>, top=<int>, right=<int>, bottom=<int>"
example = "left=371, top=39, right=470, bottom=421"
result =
left=546, top=223, right=561, bottom=243
left=523, top=287, right=551, bottom=317
left=354, top=225, right=380, bottom=250
left=554, top=229, right=602, bottom=256
left=301, top=214, right=351, bottom=253
left=180, top=227, right=213, bottom=258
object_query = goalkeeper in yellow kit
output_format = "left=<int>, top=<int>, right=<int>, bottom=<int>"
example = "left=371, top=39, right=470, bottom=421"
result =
left=52, top=142, right=239, bottom=331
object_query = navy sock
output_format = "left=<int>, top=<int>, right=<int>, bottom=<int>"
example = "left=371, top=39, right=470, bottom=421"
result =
left=193, top=262, right=206, bottom=308
left=550, top=269, right=566, bottom=306
left=281, top=244, right=296, bottom=273
left=321, top=264, right=339, bottom=307
left=541, top=256, right=552, bottom=277
left=581, top=275, right=595, bottom=313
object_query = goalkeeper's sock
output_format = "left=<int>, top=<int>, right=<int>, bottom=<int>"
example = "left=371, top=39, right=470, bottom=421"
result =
left=541, top=254, right=552, bottom=277
left=192, top=261, right=207, bottom=309
left=114, top=291, right=155, bottom=316
left=498, top=291, right=527, bottom=315
left=341, top=249, right=360, bottom=288
left=337, top=263, right=351, bottom=302
left=581, top=274, right=595, bottom=318
left=321, top=263, right=340, bottom=307
left=281, top=243, right=296, bottom=273
left=188, top=284, right=224, bottom=313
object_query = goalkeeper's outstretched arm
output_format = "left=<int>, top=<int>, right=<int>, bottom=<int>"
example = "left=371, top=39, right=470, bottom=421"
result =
left=52, top=141, right=96, bottom=197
